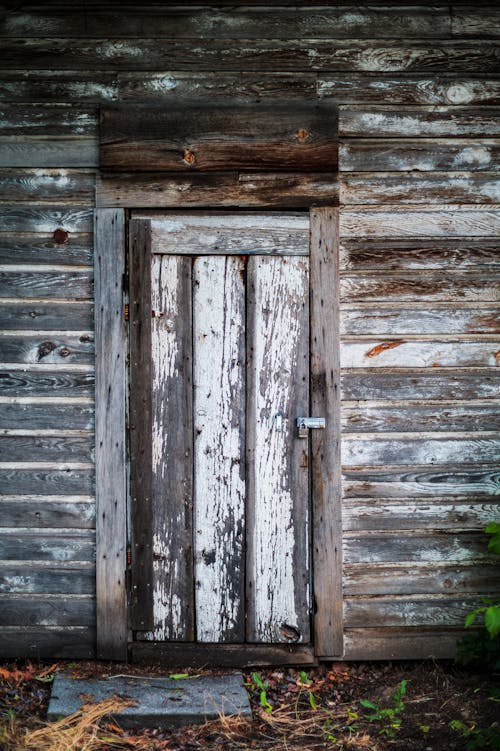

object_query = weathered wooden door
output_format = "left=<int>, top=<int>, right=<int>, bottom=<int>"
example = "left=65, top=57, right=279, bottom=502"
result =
left=128, top=211, right=319, bottom=652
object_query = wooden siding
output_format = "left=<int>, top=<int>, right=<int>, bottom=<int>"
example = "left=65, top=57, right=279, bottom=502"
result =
left=0, top=2, right=499, bottom=661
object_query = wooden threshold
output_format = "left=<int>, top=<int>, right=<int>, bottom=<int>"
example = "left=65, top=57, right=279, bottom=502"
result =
left=129, top=642, right=317, bottom=668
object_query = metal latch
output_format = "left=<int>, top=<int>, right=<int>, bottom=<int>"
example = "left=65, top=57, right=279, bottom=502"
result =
left=296, top=417, right=326, bottom=438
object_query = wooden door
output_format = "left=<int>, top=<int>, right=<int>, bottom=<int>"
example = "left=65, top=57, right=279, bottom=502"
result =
left=128, top=212, right=313, bottom=648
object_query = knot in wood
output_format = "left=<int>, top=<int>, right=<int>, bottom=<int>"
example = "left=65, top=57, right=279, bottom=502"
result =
left=183, top=149, right=196, bottom=166
left=296, top=128, right=309, bottom=142
left=53, top=228, right=69, bottom=244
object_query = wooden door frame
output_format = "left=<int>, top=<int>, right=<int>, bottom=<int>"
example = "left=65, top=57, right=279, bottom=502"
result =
left=94, top=206, right=342, bottom=663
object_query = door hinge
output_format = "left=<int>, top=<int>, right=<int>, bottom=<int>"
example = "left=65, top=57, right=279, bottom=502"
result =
left=124, top=303, right=129, bottom=322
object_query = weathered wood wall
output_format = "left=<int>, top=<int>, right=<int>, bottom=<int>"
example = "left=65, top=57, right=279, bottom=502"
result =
left=0, top=1, right=498, bottom=660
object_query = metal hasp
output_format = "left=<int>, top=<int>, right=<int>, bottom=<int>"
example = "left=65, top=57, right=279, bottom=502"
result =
left=296, top=417, right=326, bottom=438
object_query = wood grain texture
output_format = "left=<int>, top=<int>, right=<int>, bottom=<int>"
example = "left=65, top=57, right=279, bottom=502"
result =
left=340, top=306, right=500, bottom=336
left=0, top=435, right=93, bottom=463
left=0, top=529, right=95, bottom=562
left=341, top=403, right=500, bottom=433
left=344, top=595, right=493, bottom=629
left=246, top=255, right=310, bottom=644
left=130, top=641, right=316, bottom=668
left=319, top=77, right=500, bottom=105
left=340, top=207, right=500, bottom=238
left=344, top=563, right=500, bottom=596
left=310, top=208, right=342, bottom=657
left=343, top=500, right=500, bottom=532
left=146, top=254, right=194, bottom=642
left=0, top=626, right=95, bottom=659
left=340, top=275, right=498, bottom=303
left=98, top=172, right=338, bottom=208
left=340, top=340, right=500, bottom=368
left=0, top=561, right=95, bottom=595
left=0, top=302, right=93, bottom=331
left=0, top=138, right=98, bottom=168
left=0, top=104, right=97, bottom=135
left=0, top=594, right=95, bottom=627
left=452, top=9, right=500, bottom=38
left=343, top=369, right=500, bottom=401
left=0, top=271, right=92, bottom=300
left=0, top=233, right=92, bottom=265
left=342, top=628, right=459, bottom=660
left=0, top=370, right=94, bottom=397
left=340, top=106, right=500, bottom=137
left=342, top=435, right=500, bottom=467
left=0, top=205, right=92, bottom=233
left=0, top=497, right=95, bottom=529
left=94, top=208, right=127, bottom=660
left=343, top=531, right=496, bottom=564
left=0, top=468, right=93, bottom=495
left=0, top=169, right=96, bottom=202
left=193, top=256, right=245, bottom=643
left=0, top=334, right=94, bottom=365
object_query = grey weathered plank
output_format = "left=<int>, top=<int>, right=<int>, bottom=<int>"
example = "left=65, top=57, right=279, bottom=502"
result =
left=0, top=302, right=93, bottom=331
left=146, top=253, right=194, bottom=641
left=0, top=205, right=93, bottom=233
left=0, top=233, right=93, bottom=265
left=340, top=139, right=500, bottom=172
left=341, top=403, right=500, bottom=433
left=340, top=207, right=500, bottom=238
left=343, top=500, right=500, bottom=531
left=4, top=39, right=499, bottom=73
left=341, top=340, right=500, bottom=368
left=128, top=218, right=154, bottom=632
left=340, top=306, right=500, bottom=335
left=340, top=106, right=500, bottom=137
left=0, top=529, right=95, bottom=562
left=0, top=435, right=93, bottom=463
left=0, top=370, right=94, bottom=397
left=193, top=256, right=245, bottom=643
left=310, top=208, right=342, bottom=657
left=344, top=563, right=500, bottom=596
left=100, top=103, right=338, bottom=172
left=341, top=369, right=500, bottom=401
left=318, top=77, right=500, bottom=105
left=130, top=641, right=316, bottom=668
left=339, top=238, right=500, bottom=272
left=97, top=172, right=338, bottom=208
left=344, top=595, right=492, bottom=629
left=0, top=139, right=98, bottom=168
left=0, top=271, right=92, bottom=300
left=0, top=169, right=96, bottom=202
left=0, top=401, right=94, bottom=430
left=342, top=628, right=459, bottom=660
left=0, top=497, right=95, bottom=529
left=452, top=9, right=500, bottom=37
left=0, top=335, right=94, bottom=365
left=143, top=212, right=309, bottom=255
left=342, top=435, right=500, bottom=467
left=0, top=562, right=95, bottom=594
left=0, top=468, right=94, bottom=495
left=94, top=207, right=127, bottom=659
left=0, top=104, right=97, bottom=135
left=340, top=275, right=499, bottom=303
left=342, top=464, right=500, bottom=499
left=0, top=594, right=95, bottom=627
left=0, top=626, right=95, bottom=659
left=246, top=255, right=310, bottom=644
left=343, top=531, right=495, bottom=564
left=340, top=172, right=500, bottom=205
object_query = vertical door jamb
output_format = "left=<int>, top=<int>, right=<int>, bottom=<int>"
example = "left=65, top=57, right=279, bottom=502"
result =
left=310, top=207, right=343, bottom=658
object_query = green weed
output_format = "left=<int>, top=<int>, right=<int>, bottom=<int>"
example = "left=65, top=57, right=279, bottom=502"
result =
left=450, top=719, right=500, bottom=750
left=251, top=672, right=273, bottom=714
left=359, top=679, right=407, bottom=738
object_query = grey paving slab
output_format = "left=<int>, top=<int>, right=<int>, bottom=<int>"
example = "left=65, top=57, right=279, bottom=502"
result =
left=48, top=673, right=252, bottom=728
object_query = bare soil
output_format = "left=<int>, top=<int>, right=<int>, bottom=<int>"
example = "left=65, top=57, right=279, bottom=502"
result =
left=0, top=658, right=498, bottom=750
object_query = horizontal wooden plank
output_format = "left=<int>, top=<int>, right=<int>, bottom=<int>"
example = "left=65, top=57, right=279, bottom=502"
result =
left=0, top=594, right=95, bottom=626
left=0, top=104, right=97, bottom=135
left=344, top=595, right=492, bottom=629
left=344, top=563, right=500, bottom=596
left=0, top=205, right=93, bottom=233
left=0, top=370, right=94, bottom=397
left=130, top=642, right=316, bottom=668
left=340, top=139, right=500, bottom=172
left=0, top=435, right=93, bottom=463
left=0, top=8, right=452, bottom=39
left=342, top=369, right=500, bottom=401
left=342, top=628, right=459, bottom=660
left=0, top=169, right=96, bottom=203
left=0, top=271, right=92, bottom=299
left=340, top=172, right=500, bottom=205
left=340, top=274, right=499, bottom=302
left=342, top=435, right=500, bottom=467
left=319, top=77, right=500, bottom=105
left=340, top=106, right=500, bottom=137
left=0, top=468, right=94, bottom=494
left=0, top=528, right=95, bottom=562
left=0, top=233, right=93, bottom=265
left=340, top=207, right=500, bottom=238
left=339, top=238, right=500, bottom=272
left=341, top=306, right=500, bottom=335
left=0, top=497, right=95, bottom=528
left=0, top=401, right=94, bottom=430
left=342, top=464, right=500, bottom=498
left=341, top=340, right=500, bottom=367
left=4, top=39, right=499, bottom=73
left=100, top=103, right=338, bottom=172
left=0, top=626, right=95, bottom=658
left=97, top=171, right=338, bottom=208
left=344, top=531, right=495, bottom=564
left=0, top=334, right=94, bottom=365
left=0, top=561, right=95, bottom=594
left=343, top=499, right=500, bottom=531
left=452, top=9, right=500, bottom=38
left=142, top=212, right=309, bottom=254
left=341, top=403, right=500, bottom=433
left=0, top=302, right=93, bottom=331
left=0, top=138, right=98, bottom=168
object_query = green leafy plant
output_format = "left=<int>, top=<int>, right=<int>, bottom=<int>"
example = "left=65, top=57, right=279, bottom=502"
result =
left=359, top=679, right=407, bottom=737
left=296, top=670, right=319, bottom=711
left=450, top=719, right=500, bottom=750
left=251, top=672, right=273, bottom=713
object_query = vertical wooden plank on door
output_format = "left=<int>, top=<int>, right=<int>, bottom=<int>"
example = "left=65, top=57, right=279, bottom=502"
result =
left=310, top=207, right=343, bottom=657
left=247, top=255, right=310, bottom=644
left=94, top=208, right=128, bottom=660
left=193, top=256, right=246, bottom=642
left=148, top=254, right=194, bottom=640
left=128, top=218, right=154, bottom=631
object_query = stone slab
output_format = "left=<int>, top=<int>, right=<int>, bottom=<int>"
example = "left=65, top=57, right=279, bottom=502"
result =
left=48, top=673, right=252, bottom=728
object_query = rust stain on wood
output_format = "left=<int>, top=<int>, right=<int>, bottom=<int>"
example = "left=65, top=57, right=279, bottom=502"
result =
left=365, top=340, right=403, bottom=358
